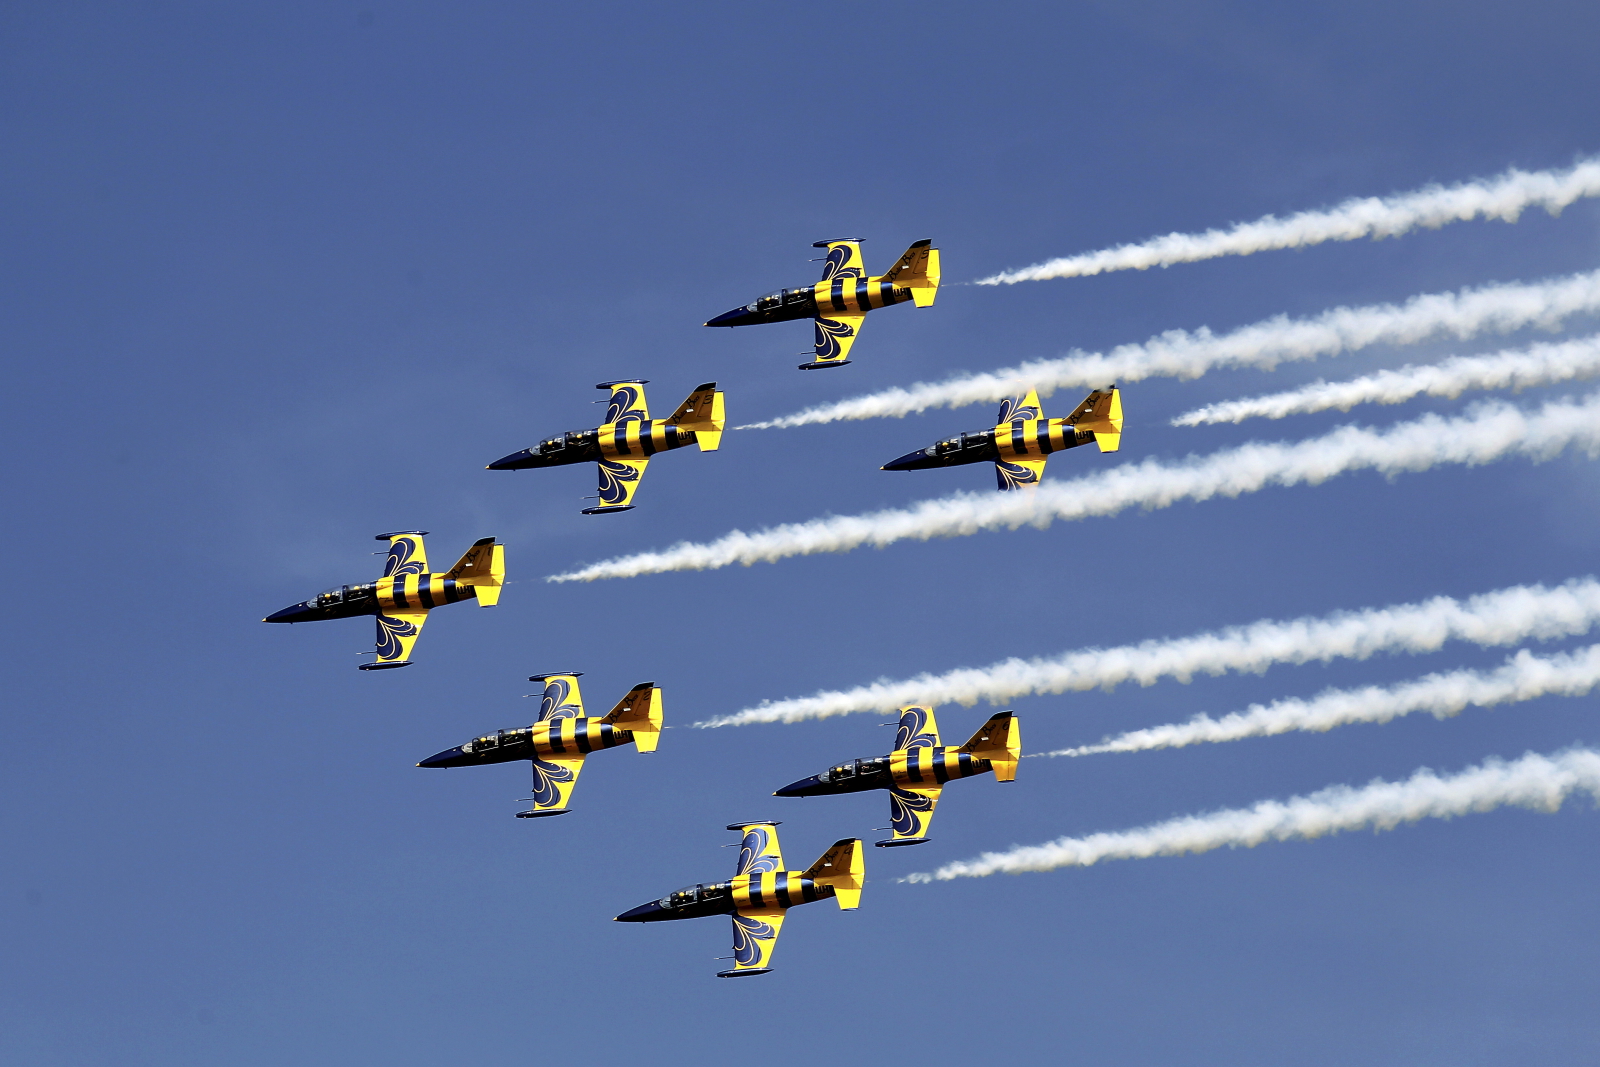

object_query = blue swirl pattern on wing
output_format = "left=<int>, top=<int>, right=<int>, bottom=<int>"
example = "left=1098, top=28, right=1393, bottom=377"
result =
left=818, top=244, right=864, bottom=282
left=529, top=757, right=576, bottom=808
left=995, top=459, right=1040, bottom=491
left=605, top=385, right=647, bottom=425
left=812, top=317, right=855, bottom=360
left=597, top=458, right=641, bottom=505
left=735, top=827, right=781, bottom=876
left=539, top=678, right=583, bottom=721
left=383, top=537, right=427, bottom=578
left=895, top=706, right=938, bottom=750
left=997, top=395, right=1041, bottom=422
left=375, top=614, right=419, bottom=660
left=890, top=786, right=936, bottom=836
left=731, top=913, right=777, bottom=967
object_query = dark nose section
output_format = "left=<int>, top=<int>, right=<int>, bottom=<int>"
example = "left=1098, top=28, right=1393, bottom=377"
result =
left=773, top=773, right=828, bottom=797
left=704, top=306, right=757, bottom=327
left=881, top=447, right=939, bottom=472
left=487, top=449, right=535, bottom=471
left=263, top=603, right=315, bottom=623
left=614, top=900, right=669, bottom=922
left=416, top=745, right=471, bottom=769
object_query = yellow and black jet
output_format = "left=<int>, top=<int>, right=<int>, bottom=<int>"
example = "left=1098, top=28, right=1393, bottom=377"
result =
left=774, top=705, right=1020, bottom=847
left=881, top=386, right=1122, bottom=490
left=263, top=531, right=503, bottom=670
left=487, top=380, right=724, bottom=514
left=704, top=238, right=940, bottom=370
left=417, top=673, right=662, bottom=818
left=614, top=822, right=862, bottom=978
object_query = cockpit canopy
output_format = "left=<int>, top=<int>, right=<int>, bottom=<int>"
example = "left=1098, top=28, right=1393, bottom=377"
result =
left=663, top=881, right=730, bottom=909
left=462, top=728, right=528, bottom=755
left=818, top=757, right=887, bottom=784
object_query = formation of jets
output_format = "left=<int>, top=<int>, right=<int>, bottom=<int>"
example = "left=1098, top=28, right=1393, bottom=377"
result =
left=263, top=239, right=1123, bottom=975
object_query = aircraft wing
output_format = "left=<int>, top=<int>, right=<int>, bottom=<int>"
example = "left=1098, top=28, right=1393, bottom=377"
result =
left=533, top=673, right=585, bottom=721
left=375, top=610, right=427, bottom=665
left=382, top=532, right=428, bottom=577
left=888, top=784, right=941, bottom=842
left=815, top=239, right=865, bottom=281
left=593, top=457, right=649, bottom=510
left=726, top=908, right=787, bottom=974
left=998, top=388, right=1042, bottom=423
left=527, top=754, right=586, bottom=811
left=995, top=457, right=1046, bottom=490
left=601, top=380, right=649, bottom=423
left=809, top=313, right=865, bottom=366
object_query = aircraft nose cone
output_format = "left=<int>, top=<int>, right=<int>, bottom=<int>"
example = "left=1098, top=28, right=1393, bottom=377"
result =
left=704, top=307, right=755, bottom=327
left=416, top=746, right=468, bottom=768
left=773, top=774, right=826, bottom=797
left=263, top=603, right=315, bottom=623
left=614, top=900, right=668, bottom=922
left=881, top=447, right=937, bottom=472
left=486, top=449, right=534, bottom=470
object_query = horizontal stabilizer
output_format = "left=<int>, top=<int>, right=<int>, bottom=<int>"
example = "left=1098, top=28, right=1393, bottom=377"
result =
left=803, top=838, right=864, bottom=910
left=600, top=683, right=663, bottom=752
left=958, top=711, right=1021, bottom=782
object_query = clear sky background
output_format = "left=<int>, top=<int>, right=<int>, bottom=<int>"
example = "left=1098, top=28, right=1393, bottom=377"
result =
left=4, top=3, right=1600, bottom=1064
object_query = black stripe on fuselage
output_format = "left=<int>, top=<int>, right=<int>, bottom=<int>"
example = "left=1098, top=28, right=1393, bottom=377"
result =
left=933, top=753, right=952, bottom=784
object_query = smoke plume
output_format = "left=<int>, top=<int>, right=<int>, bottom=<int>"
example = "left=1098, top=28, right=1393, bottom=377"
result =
left=554, top=392, right=1600, bottom=585
left=906, top=747, right=1600, bottom=880
left=1037, top=644, right=1600, bottom=757
left=1174, top=334, right=1600, bottom=425
left=696, top=577, right=1600, bottom=726
left=976, top=157, right=1600, bottom=284
left=736, top=269, right=1600, bottom=430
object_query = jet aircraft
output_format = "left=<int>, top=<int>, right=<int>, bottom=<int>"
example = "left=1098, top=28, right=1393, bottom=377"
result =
left=615, top=822, right=862, bottom=978
left=263, top=531, right=503, bottom=670
left=487, top=380, right=724, bottom=514
left=417, top=673, right=662, bottom=817
left=704, top=238, right=940, bottom=370
left=881, top=386, right=1122, bottom=490
left=774, top=705, right=1019, bottom=846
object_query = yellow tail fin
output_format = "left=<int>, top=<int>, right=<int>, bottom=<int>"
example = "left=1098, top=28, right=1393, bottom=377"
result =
left=599, top=683, right=663, bottom=752
left=882, top=240, right=940, bottom=307
left=447, top=538, right=505, bottom=606
left=803, top=839, right=864, bottom=910
left=666, top=382, right=725, bottom=452
left=958, top=712, right=1021, bottom=782
left=1068, top=387, right=1123, bottom=453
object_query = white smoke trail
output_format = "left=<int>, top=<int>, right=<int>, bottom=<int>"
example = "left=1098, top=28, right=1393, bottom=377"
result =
left=1037, top=644, right=1600, bottom=758
left=735, top=268, right=1600, bottom=430
left=698, top=577, right=1600, bottom=727
left=906, top=747, right=1600, bottom=881
left=1174, top=334, right=1600, bottom=426
left=975, top=157, right=1600, bottom=284
left=553, top=391, right=1600, bottom=586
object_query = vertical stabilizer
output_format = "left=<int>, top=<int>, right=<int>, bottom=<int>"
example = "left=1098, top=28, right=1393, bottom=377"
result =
left=804, top=839, right=865, bottom=910
left=600, top=683, right=663, bottom=752
left=958, top=711, right=1021, bottom=782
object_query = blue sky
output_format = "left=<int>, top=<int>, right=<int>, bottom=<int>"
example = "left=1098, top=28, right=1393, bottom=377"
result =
left=4, top=3, right=1600, bottom=1063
